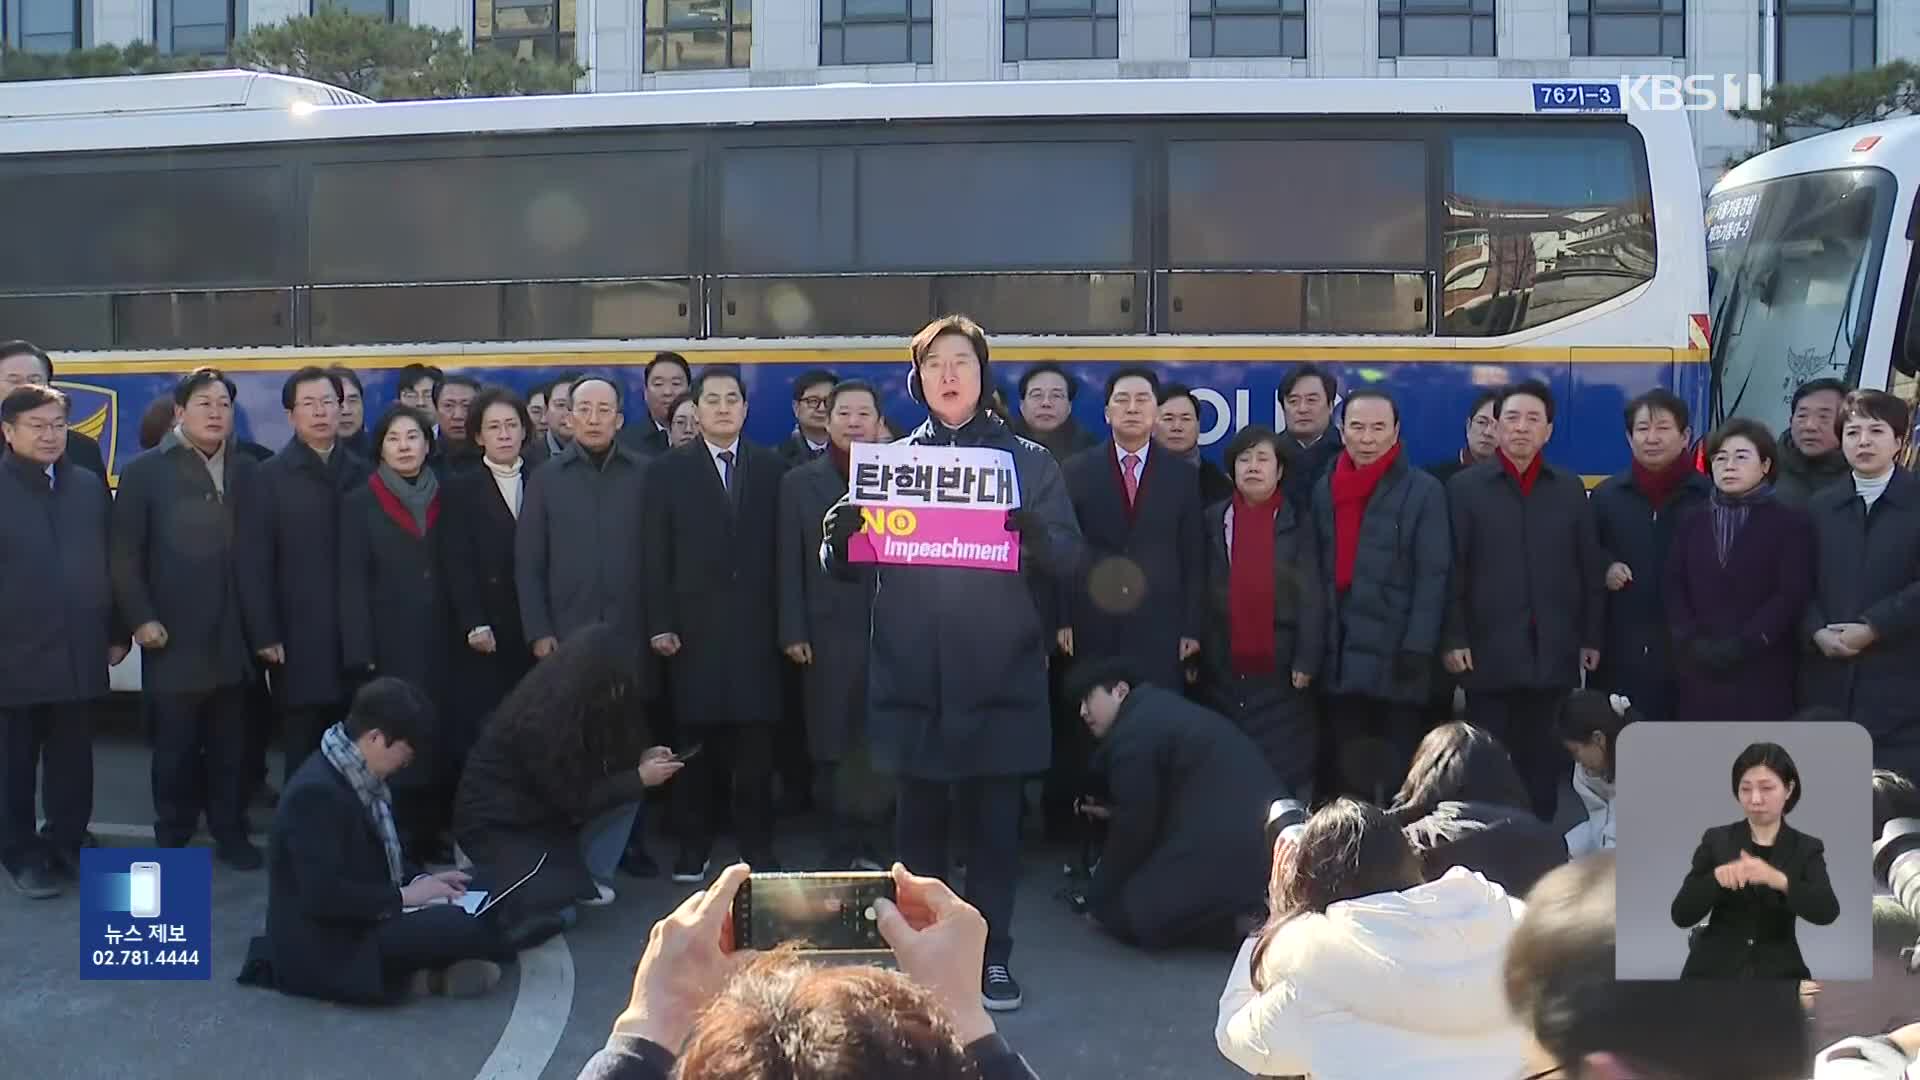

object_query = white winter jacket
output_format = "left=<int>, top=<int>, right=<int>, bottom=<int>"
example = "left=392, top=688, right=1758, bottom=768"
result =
left=1215, top=866, right=1530, bottom=1080
left=1564, top=764, right=1615, bottom=858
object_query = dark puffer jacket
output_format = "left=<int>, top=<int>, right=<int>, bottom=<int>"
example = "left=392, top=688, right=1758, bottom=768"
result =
left=1310, top=453, right=1452, bottom=704
left=824, top=413, right=1084, bottom=781
left=1589, top=469, right=1711, bottom=722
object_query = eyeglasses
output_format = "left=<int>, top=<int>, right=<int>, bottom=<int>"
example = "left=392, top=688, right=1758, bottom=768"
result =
left=799, top=396, right=832, bottom=410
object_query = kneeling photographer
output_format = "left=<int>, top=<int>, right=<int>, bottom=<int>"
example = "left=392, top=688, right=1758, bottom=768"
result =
left=1064, top=659, right=1280, bottom=950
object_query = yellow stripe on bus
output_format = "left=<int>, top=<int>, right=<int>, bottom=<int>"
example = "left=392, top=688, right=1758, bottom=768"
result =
left=55, top=345, right=1707, bottom=375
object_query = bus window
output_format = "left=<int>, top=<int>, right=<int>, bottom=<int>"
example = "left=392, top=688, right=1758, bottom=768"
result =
left=1706, top=168, right=1895, bottom=433
left=1441, top=132, right=1654, bottom=336
left=1165, top=139, right=1427, bottom=268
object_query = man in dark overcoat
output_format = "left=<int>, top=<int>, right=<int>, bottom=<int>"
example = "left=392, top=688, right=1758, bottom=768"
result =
left=238, top=366, right=370, bottom=782
left=645, top=367, right=787, bottom=880
left=111, top=367, right=262, bottom=869
left=0, top=385, right=124, bottom=898
left=777, top=379, right=886, bottom=869
left=1443, top=380, right=1606, bottom=820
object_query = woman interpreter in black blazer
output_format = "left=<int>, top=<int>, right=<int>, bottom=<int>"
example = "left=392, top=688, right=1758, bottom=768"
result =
left=1670, top=742, right=1840, bottom=979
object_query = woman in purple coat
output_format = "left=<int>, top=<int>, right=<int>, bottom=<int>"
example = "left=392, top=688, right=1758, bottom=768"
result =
left=1665, top=419, right=1812, bottom=723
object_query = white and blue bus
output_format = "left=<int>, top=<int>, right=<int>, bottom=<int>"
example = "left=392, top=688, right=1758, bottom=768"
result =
left=1708, top=115, right=1920, bottom=436
left=0, top=71, right=1705, bottom=484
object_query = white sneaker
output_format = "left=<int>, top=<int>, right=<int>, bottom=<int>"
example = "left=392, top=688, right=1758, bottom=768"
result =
left=580, top=882, right=616, bottom=907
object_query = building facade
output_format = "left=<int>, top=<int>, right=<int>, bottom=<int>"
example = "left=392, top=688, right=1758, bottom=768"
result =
left=15, top=0, right=1920, bottom=187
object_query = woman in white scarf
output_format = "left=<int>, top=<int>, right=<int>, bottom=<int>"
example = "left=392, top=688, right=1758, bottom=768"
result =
left=1553, top=690, right=1633, bottom=857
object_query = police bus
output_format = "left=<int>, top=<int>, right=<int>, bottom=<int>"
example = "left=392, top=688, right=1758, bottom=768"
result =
left=0, top=70, right=1705, bottom=487
left=1707, top=116, right=1920, bottom=437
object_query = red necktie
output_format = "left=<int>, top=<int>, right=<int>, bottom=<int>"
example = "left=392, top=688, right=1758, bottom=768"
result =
left=1122, top=453, right=1141, bottom=507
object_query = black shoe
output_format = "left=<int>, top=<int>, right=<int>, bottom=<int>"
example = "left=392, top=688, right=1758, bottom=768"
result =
left=217, top=840, right=264, bottom=871
left=7, top=860, right=61, bottom=899
left=619, top=847, right=660, bottom=879
left=671, top=851, right=712, bottom=884
left=981, top=963, right=1023, bottom=1012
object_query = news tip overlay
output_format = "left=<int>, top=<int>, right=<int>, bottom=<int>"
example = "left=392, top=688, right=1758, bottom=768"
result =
left=1612, top=720, right=1874, bottom=982
left=79, top=848, right=213, bottom=981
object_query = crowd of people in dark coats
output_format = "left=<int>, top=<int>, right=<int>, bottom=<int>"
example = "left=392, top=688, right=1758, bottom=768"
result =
left=5, top=319, right=1920, bottom=1039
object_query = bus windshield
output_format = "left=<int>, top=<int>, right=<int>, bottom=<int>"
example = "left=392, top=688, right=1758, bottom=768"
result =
left=1707, top=167, right=1895, bottom=434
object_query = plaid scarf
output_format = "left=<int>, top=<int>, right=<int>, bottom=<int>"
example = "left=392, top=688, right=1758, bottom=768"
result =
left=320, top=722, right=405, bottom=888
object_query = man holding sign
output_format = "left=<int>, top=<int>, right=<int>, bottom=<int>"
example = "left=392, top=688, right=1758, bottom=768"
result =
left=821, top=316, right=1083, bottom=1013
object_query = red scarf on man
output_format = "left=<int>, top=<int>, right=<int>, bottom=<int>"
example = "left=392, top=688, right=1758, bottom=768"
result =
left=1331, top=443, right=1401, bottom=593
left=1631, top=456, right=1691, bottom=509
left=1228, top=490, right=1283, bottom=676
left=1498, top=448, right=1542, bottom=496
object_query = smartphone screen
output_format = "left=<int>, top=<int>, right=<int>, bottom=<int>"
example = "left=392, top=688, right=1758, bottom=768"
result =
left=129, top=862, right=162, bottom=919
left=732, top=872, right=894, bottom=953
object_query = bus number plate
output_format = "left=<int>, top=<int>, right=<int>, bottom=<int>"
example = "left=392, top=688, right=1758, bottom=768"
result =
left=1532, top=82, right=1620, bottom=112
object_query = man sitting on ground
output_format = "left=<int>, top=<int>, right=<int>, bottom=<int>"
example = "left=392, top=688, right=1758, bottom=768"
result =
left=1068, top=658, right=1279, bottom=949
left=238, top=677, right=505, bottom=1004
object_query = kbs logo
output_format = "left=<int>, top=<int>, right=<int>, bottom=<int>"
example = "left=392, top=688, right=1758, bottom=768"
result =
left=1618, top=74, right=1764, bottom=113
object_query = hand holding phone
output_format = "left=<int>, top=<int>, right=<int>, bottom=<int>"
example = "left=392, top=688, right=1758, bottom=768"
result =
left=614, top=862, right=750, bottom=1052
left=871, top=864, right=997, bottom=1045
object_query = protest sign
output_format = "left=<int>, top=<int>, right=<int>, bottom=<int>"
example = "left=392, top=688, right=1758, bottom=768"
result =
left=847, top=442, right=1022, bottom=572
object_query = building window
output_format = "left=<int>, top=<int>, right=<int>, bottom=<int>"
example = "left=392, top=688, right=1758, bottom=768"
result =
left=476, top=0, right=577, bottom=62
left=317, top=0, right=403, bottom=20
left=1190, top=0, right=1305, bottom=59
left=821, top=0, right=931, bottom=66
left=1570, top=0, right=1682, bottom=57
left=6, top=0, right=82, bottom=52
left=1379, top=0, right=1494, bottom=58
left=154, top=0, right=232, bottom=53
left=644, top=0, right=750, bottom=71
left=1004, top=0, right=1117, bottom=62
left=1779, top=0, right=1874, bottom=86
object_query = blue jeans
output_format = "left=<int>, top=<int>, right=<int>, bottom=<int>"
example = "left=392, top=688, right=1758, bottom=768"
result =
left=581, top=802, right=641, bottom=887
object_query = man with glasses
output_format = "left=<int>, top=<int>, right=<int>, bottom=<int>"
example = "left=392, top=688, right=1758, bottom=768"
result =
left=1013, top=363, right=1097, bottom=461
left=0, top=340, right=107, bottom=482
left=778, top=370, right=839, bottom=467
left=238, top=367, right=370, bottom=784
left=0, top=385, right=122, bottom=898
left=1427, top=389, right=1501, bottom=487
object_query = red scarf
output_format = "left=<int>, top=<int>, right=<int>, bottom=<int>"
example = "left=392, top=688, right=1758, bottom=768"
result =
left=1331, top=443, right=1401, bottom=593
left=828, top=442, right=852, bottom=480
left=1228, top=490, right=1283, bottom=676
left=368, top=472, right=440, bottom=539
left=1498, top=449, right=1543, bottom=496
left=1631, top=456, right=1691, bottom=509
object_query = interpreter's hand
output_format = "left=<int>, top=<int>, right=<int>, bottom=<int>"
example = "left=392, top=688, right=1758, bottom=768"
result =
left=107, top=644, right=129, bottom=667
left=651, top=633, right=682, bottom=657
left=1833, top=622, right=1878, bottom=654
left=1443, top=648, right=1473, bottom=674
left=1178, top=638, right=1200, bottom=661
left=785, top=642, right=814, bottom=665
left=614, top=863, right=750, bottom=1052
left=1291, top=670, right=1311, bottom=690
left=1813, top=627, right=1858, bottom=659
left=134, top=621, right=169, bottom=649
left=1737, top=850, right=1789, bottom=892
left=468, top=628, right=497, bottom=655
left=639, top=747, right=684, bottom=788
left=1580, top=648, right=1602, bottom=673
left=1056, top=628, right=1075, bottom=656
left=256, top=644, right=286, bottom=665
left=873, top=863, right=997, bottom=1046
left=1713, top=857, right=1753, bottom=891
left=532, top=636, right=559, bottom=659
left=1605, top=562, right=1634, bottom=591
left=400, top=875, right=464, bottom=907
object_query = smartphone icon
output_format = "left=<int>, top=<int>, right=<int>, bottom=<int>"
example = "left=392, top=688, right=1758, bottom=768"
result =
left=129, top=862, right=161, bottom=919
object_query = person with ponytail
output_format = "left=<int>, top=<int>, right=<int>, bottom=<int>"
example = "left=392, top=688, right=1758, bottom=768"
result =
left=1554, top=689, right=1633, bottom=857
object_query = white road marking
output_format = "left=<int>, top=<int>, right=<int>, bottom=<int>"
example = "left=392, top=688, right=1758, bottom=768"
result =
left=474, top=931, right=576, bottom=1080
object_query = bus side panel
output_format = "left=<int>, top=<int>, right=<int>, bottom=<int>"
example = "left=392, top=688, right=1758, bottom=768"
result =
left=68, top=353, right=1684, bottom=484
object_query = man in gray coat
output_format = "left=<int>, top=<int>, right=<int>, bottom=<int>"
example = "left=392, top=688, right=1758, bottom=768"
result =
left=1, top=386, right=125, bottom=898
left=822, top=316, right=1085, bottom=1012
left=778, top=379, right=887, bottom=870
left=515, top=375, right=651, bottom=657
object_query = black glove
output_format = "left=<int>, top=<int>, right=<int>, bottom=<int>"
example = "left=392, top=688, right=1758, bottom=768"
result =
left=1005, top=509, right=1050, bottom=566
left=1393, top=650, right=1426, bottom=686
left=823, top=501, right=862, bottom=562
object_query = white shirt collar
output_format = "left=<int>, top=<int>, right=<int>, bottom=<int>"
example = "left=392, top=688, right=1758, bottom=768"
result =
left=705, top=438, right=741, bottom=471
left=1115, top=440, right=1150, bottom=470
left=44, top=461, right=56, bottom=490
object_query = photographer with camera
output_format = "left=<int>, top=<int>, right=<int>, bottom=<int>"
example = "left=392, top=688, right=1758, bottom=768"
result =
left=1064, top=659, right=1278, bottom=949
